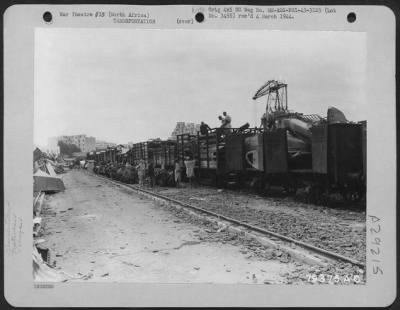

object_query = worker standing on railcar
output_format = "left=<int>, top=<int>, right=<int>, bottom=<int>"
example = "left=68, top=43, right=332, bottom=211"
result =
left=222, top=111, right=232, bottom=132
left=200, top=121, right=211, bottom=135
left=218, top=116, right=225, bottom=128
left=218, top=116, right=226, bottom=138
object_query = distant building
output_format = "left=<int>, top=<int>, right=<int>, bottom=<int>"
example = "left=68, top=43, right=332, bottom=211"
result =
left=170, top=122, right=200, bottom=140
left=48, top=134, right=97, bottom=153
left=86, top=137, right=96, bottom=152
left=95, top=140, right=117, bottom=150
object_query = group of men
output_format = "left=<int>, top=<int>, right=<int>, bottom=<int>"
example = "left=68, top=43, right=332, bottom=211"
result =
left=218, top=111, right=232, bottom=130
left=174, top=157, right=196, bottom=188
left=135, top=157, right=195, bottom=188
left=200, top=111, right=232, bottom=135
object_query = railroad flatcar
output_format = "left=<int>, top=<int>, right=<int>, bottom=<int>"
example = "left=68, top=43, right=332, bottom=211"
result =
left=178, top=121, right=366, bottom=203
left=89, top=121, right=366, bottom=203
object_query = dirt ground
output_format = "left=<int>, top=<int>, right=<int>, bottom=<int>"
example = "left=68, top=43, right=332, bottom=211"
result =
left=39, top=170, right=308, bottom=284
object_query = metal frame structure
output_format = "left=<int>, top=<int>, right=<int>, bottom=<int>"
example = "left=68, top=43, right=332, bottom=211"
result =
left=176, top=133, right=197, bottom=162
left=147, top=140, right=177, bottom=169
left=252, top=80, right=288, bottom=112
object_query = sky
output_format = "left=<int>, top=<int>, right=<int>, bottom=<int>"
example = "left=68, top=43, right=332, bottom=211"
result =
left=34, top=28, right=366, bottom=146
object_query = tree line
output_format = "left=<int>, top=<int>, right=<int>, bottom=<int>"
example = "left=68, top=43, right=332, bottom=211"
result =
left=58, top=141, right=81, bottom=156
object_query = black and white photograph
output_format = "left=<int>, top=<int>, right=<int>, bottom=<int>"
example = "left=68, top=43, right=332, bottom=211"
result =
left=32, top=27, right=367, bottom=284
left=3, top=4, right=396, bottom=307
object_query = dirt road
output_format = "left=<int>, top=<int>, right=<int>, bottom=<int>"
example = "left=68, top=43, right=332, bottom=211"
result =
left=40, top=170, right=302, bottom=283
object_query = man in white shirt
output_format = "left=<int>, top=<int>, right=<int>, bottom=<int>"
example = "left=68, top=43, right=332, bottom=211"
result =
left=184, top=156, right=196, bottom=188
left=222, top=111, right=232, bottom=133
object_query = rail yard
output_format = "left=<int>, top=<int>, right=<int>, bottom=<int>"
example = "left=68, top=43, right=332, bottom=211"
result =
left=33, top=80, right=367, bottom=284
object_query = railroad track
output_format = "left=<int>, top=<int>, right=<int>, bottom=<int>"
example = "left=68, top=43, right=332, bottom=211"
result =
left=89, top=172, right=366, bottom=269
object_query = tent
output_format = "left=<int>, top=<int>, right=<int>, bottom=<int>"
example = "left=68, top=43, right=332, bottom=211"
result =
left=34, top=169, right=65, bottom=193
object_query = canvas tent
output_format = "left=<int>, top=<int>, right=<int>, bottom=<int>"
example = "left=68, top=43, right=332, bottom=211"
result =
left=34, top=169, right=65, bottom=193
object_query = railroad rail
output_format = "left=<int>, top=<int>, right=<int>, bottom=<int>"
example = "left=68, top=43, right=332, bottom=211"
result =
left=90, top=172, right=366, bottom=269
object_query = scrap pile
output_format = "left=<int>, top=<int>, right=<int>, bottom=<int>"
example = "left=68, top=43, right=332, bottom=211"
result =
left=33, top=191, right=69, bottom=282
left=32, top=148, right=68, bottom=281
left=33, top=147, right=65, bottom=193
left=32, top=177, right=90, bottom=282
